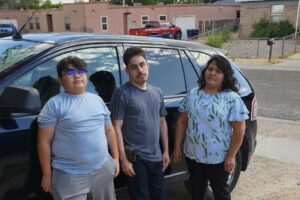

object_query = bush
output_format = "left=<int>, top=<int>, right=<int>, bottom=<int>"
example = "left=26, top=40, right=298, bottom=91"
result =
left=206, top=32, right=223, bottom=48
left=205, top=27, right=231, bottom=48
left=250, top=19, right=295, bottom=38
left=222, top=26, right=231, bottom=42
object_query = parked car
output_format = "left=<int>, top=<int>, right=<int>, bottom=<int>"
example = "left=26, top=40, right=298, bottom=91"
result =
left=0, top=33, right=257, bottom=199
left=0, top=23, right=17, bottom=38
left=129, top=21, right=182, bottom=40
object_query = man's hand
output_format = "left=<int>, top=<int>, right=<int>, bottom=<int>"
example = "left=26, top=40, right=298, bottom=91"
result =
left=41, top=175, right=52, bottom=193
left=121, top=159, right=136, bottom=177
left=162, top=151, right=170, bottom=171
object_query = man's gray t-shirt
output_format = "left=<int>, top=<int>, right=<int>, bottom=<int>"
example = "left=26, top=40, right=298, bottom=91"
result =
left=110, top=82, right=167, bottom=161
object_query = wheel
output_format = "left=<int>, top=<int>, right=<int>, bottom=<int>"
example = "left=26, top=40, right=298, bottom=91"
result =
left=184, top=150, right=242, bottom=199
left=174, top=32, right=182, bottom=40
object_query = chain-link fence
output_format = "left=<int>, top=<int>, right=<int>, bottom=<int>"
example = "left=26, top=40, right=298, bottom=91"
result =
left=221, top=32, right=300, bottom=59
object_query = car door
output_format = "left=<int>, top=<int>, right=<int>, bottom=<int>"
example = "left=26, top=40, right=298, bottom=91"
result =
left=0, top=44, right=123, bottom=199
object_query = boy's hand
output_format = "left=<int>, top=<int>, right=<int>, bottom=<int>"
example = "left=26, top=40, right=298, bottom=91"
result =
left=113, top=158, right=120, bottom=177
left=121, top=159, right=135, bottom=177
left=162, top=151, right=170, bottom=171
left=41, top=175, right=52, bottom=193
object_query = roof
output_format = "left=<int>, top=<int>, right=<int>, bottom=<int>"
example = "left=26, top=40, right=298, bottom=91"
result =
left=9, top=32, right=215, bottom=52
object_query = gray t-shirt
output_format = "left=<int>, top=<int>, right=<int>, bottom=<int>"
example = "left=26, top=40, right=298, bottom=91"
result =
left=110, top=82, right=167, bottom=161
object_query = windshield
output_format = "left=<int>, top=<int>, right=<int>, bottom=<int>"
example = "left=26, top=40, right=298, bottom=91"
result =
left=0, top=39, right=53, bottom=74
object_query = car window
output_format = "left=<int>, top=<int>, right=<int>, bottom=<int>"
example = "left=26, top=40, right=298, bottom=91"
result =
left=0, top=40, right=53, bottom=74
left=144, top=47, right=186, bottom=96
left=179, top=50, right=200, bottom=91
left=12, top=47, right=120, bottom=105
left=190, top=51, right=252, bottom=97
left=190, top=51, right=211, bottom=70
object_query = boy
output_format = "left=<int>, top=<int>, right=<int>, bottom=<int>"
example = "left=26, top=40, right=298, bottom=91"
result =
left=38, top=56, right=119, bottom=200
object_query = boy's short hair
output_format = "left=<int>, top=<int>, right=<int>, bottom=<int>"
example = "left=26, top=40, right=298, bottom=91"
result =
left=56, top=56, right=87, bottom=78
left=123, top=47, right=147, bottom=66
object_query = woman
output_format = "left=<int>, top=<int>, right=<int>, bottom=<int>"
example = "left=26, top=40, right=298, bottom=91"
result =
left=173, top=55, right=249, bottom=200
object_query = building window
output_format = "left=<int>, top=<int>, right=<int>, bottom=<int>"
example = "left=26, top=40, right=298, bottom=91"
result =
left=65, top=17, right=71, bottom=31
left=159, top=15, right=167, bottom=21
left=236, top=10, right=240, bottom=19
left=101, top=16, right=108, bottom=31
left=271, top=5, right=284, bottom=23
left=141, top=15, right=149, bottom=26
left=29, top=18, right=34, bottom=30
left=35, top=17, right=40, bottom=30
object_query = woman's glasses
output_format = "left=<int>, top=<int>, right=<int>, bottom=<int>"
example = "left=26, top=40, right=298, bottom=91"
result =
left=62, top=69, right=87, bottom=77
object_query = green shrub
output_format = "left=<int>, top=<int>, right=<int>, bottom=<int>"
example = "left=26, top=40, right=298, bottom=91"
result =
left=206, top=32, right=223, bottom=48
left=250, top=19, right=295, bottom=38
left=205, top=27, right=231, bottom=48
left=222, top=26, right=230, bottom=42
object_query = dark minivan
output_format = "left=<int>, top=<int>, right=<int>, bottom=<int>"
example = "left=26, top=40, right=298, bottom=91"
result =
left=0, top=33, right=257, bottom=199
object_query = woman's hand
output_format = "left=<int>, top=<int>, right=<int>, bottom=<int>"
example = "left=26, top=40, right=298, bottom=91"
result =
left=224, top=155, right=235, bottom=173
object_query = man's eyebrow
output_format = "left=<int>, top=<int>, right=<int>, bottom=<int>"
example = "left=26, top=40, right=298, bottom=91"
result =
left=129, top=64, right=138, bottom=67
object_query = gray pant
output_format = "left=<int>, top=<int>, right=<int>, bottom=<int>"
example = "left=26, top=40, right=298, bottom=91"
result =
left=52, top=157, right=116, bottom=200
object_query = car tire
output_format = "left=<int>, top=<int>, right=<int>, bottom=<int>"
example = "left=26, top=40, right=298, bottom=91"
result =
left=184, top=150, right=242, bottom=199
left=174, top=32, right=182, bottom=40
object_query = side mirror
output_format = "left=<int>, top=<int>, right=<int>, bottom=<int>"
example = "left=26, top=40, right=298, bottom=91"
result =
left=0, top=85, right=41, bottom=115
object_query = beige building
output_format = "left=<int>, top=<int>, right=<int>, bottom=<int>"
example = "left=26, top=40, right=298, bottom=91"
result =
left=0, top=2, right=240, bottom=39
left=239, top=0, right=299, bottom=38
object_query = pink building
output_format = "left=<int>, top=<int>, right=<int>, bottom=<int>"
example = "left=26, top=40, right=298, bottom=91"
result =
left=0, top=2, right=240, bottom=39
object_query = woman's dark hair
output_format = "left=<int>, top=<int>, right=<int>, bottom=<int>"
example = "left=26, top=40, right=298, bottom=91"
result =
left=198, top=55, right=239, bottom=92
left=56, top=56, right=87, bottom=78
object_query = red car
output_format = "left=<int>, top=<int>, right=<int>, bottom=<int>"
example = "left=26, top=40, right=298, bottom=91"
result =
left=129, top=21, right=182, bottom=40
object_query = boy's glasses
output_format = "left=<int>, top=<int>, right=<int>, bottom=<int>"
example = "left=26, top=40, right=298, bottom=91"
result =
left=62, top=69, right=87, bottom=77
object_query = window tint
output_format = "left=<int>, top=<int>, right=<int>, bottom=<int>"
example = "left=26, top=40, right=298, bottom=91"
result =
left=144, top=48, right=186, bottom=96
left=179, top=50, right=199, bottom=91
left=13, top=47, right=120, bottom=105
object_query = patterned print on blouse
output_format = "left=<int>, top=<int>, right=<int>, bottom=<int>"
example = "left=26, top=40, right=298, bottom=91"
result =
left=179, top=88, right=249, bottom=164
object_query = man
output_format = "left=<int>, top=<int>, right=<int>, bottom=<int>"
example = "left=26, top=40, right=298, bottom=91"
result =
left=110, top=47, right=170, bottom=200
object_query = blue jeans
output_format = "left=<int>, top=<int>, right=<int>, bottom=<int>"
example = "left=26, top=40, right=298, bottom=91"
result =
left=127, top=156, right=167, bottom=200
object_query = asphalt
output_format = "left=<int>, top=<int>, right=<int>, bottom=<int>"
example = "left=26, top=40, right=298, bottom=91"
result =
left=233, top=52, right=300, bottom=71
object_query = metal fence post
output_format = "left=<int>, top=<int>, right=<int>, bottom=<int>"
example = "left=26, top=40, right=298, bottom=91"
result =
left=281, top=37, right=285, bottom=58
left=257, top=39, right=260, bottom=58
